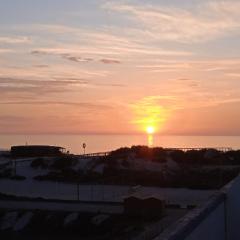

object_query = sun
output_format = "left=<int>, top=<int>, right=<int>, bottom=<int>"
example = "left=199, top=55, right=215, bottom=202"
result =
left=146, top=126, right=155, bottom=134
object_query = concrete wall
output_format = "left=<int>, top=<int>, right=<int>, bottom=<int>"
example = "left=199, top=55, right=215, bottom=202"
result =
left=185, top=202, right=225, bottom=240
left=156, top=175, right=240, bottom=240
left=224, top=175, right=240, bottom=240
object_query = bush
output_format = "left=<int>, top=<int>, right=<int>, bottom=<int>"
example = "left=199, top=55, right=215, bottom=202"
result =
left=0, top=168, right=12, bottom=178
left=109, top=147, right=131, bottom=159
left=10, top=175, right=26, bottom=180
left=50, top=156, right=76, bottom=170
left=31, top=158, right=49, bottom=169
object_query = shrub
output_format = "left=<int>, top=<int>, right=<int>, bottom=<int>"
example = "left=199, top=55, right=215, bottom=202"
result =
left=31, top=158, right=48, bottom=169
left=10, top=175, right=26, bottom=180
left=50, top=156, right=76, bottom=170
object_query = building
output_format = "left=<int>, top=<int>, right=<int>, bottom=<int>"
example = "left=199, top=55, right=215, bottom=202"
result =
left=11, top=145, right=65, bottom=158
left=124, top=193, right=165, bottom=219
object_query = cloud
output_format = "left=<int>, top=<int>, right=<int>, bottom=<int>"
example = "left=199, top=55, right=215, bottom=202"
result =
left=135, top=58, right=240, bottom=73
left=0, top=76, right=89, bottom=97
left=175, top=78, right=200, bottom=88
left=226, top=73, right=240, bottom=78
left=0, top=115, right=28, bottom=129
left=137, top=62, right=191, bottom=72
left=0, top=101, right=113, bottom=109
left=100, top=59, right=121, bottom=64
left=0, top=48, right=13, bottom=53
left=0, top=115, right=28, bottom=130
left=0, top=75, right=125, bottom=99
left=0, top=77, right=88, bottom=86
left=104, top=1, right=240, bottom=43
left=0, top=36, right=31, bottom=44
left=31, top=50, right=47, bottom=55
left=31, top=49, right=122, bottom=64
left=27, top=22, right=192, bottom=59
left=0, top=115, right=27, bottom=122
left=33, top=64, right=49, bottom=68
left=32, top=50, right=94, bottom=63
left=62, top=55, right=93, bottom=63
left=93, top=82, right=125, bottom=87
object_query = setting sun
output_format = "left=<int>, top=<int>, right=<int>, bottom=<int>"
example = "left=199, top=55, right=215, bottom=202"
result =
left=146, top=126, right=155, bottom=134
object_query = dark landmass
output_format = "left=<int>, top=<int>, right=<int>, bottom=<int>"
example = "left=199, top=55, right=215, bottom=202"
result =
left=30, top=146, right=240, bottom=189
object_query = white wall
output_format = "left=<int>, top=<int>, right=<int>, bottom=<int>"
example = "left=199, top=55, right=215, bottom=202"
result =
left=156, top=175, right=240, bottom=240
left=183, top=175, right=240, bottom=240
left=225, top=175, right=240, bottom=240
left=185, top=202, right=225, bottom=240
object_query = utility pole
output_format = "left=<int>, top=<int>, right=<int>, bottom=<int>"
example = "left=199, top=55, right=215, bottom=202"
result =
left=77, top=182, right=80, bottom=201
left=13, top=158, right=16, bottom=176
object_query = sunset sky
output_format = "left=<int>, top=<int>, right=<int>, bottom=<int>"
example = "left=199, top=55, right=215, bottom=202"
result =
left=1, top=0, right=240, bottom=135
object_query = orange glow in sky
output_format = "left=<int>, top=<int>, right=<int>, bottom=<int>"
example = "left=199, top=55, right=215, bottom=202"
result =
left=1, top=1, right=240, bottom=136
left=132, top=96, right=169, bottom=134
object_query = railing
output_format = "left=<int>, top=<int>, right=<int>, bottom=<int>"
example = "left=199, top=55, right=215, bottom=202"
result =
left=165, top=147, right=232, bottom=152
left=77, top=147, right=232, bottom=158
left=77, top=152, right=110, bottom=158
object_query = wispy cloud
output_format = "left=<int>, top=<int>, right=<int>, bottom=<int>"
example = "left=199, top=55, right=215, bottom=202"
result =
left=104, top=1, right=240, bottom=43
left=0, top=78, right=79, bottom=96
left=226, top=73, right=240, bottom=78
left=0, top=100, right=113, bottom=109
left=100, top=59, right=121, bottom=64
left=0, top=48, right=13, bottom=53
left=0, top=36, right=31, bottom=44
left=0, top=115, right=27, bottom=123
left=31, top=49, right=121, bottom=64
left=0, top=75, right=125, bottom=100
left=33, top=64, right=49, bottom=68
left=62, top=55, right=93, bottom=63
left=136, top=58, right=240, bottom=73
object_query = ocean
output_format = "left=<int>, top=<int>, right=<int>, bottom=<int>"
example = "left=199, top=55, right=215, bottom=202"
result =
left=0, top=134, right=240, bottom=154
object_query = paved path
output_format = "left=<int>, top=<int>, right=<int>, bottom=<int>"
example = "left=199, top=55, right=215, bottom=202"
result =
left=0, top=179, right=215, bottom=205
left=0, top=200, right=123, bottom=214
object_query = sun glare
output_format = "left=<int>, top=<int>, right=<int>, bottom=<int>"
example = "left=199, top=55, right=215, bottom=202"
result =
left=132, top=96, right=168, bottom=136
left=146, top=126, right=155, bottom=134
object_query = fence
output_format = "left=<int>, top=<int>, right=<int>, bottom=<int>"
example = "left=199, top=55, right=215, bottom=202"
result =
left=75, top=147, right=233, bottom=160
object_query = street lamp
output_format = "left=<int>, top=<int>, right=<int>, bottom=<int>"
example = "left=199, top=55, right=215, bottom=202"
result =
left=82, top=143, right=86, bottom=155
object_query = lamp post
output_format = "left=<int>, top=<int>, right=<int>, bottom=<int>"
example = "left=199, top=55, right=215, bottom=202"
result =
left=82, top=143, right=86, bottom=155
